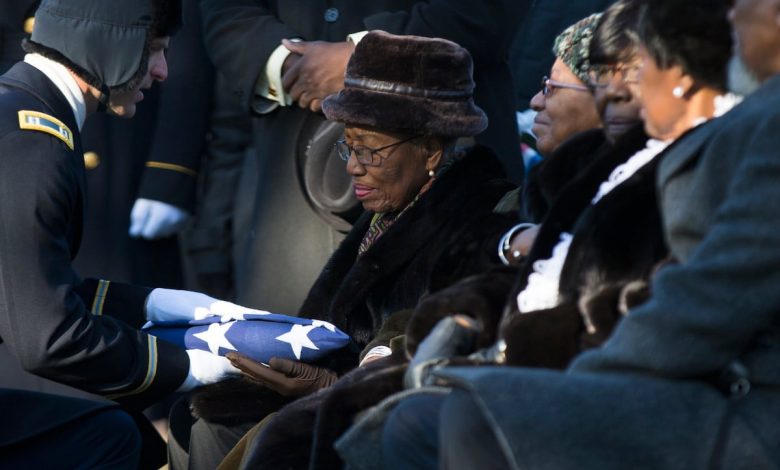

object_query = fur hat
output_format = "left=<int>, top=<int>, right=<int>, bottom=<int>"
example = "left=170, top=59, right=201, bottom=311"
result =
left=553, top=13, right=603, bottom=84
left=322, top=30, right=487, bottom=137
left=23, top=0, right=182, bottom=94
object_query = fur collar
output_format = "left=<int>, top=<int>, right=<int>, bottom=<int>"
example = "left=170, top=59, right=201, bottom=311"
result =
left=517, top=123, right=650, bottom=292
left=299, top=145, right=512, bottom=345
left=522, top=129, right=607, bottom=222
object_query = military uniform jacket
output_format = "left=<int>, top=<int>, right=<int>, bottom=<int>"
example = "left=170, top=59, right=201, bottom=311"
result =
left=0, top=62, right=188, bottom=411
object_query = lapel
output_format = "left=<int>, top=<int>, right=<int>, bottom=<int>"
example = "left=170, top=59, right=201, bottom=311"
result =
left=655, top=119, right=722, bottom=187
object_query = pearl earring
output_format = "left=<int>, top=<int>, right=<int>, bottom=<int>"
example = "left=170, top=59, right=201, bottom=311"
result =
left=428, top=169, right=435, bottom=177
left=672, top=86, right=684, bottom=98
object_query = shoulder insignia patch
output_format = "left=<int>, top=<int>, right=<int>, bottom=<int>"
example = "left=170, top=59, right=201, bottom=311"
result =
left=17, top=110, right=75, bottom=151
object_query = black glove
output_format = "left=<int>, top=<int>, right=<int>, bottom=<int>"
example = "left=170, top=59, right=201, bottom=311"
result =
left=226, top=353, right=338, bottom=397
left=404, top=315, right=480, bottom=388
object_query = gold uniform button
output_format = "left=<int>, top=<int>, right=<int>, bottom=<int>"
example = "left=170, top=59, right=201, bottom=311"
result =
left=84, top=152, right=101, bottom=170
left=24, top=17, right=35, bottom=34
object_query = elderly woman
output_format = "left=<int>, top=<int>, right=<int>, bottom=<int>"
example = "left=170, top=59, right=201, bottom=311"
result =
left=381, top=0, right=740, bottom=467
left=407, top=1, right=649, bottom=360
left=169, top=31, right=516, bottom=469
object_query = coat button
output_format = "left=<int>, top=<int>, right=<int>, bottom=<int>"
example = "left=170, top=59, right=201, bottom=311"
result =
left=324, top=8, right=339, bottom=23
left=24, top=17, right=35, bottom=34
left=83, top=152, right=101, bottom=170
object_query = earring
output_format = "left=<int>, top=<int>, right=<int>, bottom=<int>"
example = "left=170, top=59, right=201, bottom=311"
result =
left=672, top=86, right=684, bottom=98
left=428, top=169, right=435, bottom=177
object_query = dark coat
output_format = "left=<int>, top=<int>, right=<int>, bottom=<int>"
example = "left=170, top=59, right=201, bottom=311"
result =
left=0, top=63, right=189, bottom=414
left=300, top=145, right=516, bottom=355
left=200, top=0, right=529, bottom=313
left=191, top=147, right=515, bottom=465
left=402, top=126, right=653, bottom=367
left=74, top=0, right=212, bottom=288
left=450, top=79, right=780, bottom=469
left=500, top=123, right=658, bottom=368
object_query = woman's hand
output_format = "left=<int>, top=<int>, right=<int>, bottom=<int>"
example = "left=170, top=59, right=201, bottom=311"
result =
left=225, top=353, right=337, bottom=397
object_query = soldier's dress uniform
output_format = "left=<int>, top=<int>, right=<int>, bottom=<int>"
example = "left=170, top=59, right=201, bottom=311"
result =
left=0, top=61, right=189, bottom=454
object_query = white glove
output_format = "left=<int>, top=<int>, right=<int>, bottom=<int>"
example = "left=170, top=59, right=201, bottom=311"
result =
left=145, top=288, right=270, bottom=324
left=129, top=198, right=190, bottom=239
left=177, top=349, right=241, bottom=391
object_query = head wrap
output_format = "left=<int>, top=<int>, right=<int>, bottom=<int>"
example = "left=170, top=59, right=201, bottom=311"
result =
left=553, top=13, right=603, bottom=84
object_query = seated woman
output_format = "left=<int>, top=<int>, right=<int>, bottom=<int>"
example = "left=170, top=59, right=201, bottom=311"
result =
left=407, top=0, right=650, bottom=366
left=380, top=0, right=739, bottom=467
left=228, top=11, right=632, bottom=470
left=169, top=30, right=518, bottom=469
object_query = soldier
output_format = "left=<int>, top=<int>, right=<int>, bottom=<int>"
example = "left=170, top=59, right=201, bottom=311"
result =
left=0, top=0, right=246, bottom=466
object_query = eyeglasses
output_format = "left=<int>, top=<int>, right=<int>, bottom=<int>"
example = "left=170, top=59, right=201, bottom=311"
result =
left=587, top=63, right=642, bottom=88
left=541, top=76, right=590, bottom=97
left=335, top=134, right=422, bottom=167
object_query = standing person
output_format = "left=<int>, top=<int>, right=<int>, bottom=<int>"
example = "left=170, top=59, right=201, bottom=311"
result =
left=76, top=0, right=213, bottom=292
left=0, top=0, right=250, bottom=465
left=432, top=0, right=780, bottom=467
left=199, top=0, right=530, bottom=314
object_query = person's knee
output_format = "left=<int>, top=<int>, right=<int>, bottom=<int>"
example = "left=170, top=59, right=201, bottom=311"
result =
left=382, top=394, right=444, bottom=469
left=92, top=408, right=142, bottom=469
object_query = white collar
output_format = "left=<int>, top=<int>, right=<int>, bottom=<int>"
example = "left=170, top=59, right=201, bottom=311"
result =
left=24, top=53, right=87, bottom=130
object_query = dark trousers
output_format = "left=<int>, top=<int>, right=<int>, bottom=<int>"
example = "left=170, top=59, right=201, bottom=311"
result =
left=381, top=390, right=510, bottom=470
left=168, top=397, right=255, bottom=470
left=1, top=395, right=141, bottom=469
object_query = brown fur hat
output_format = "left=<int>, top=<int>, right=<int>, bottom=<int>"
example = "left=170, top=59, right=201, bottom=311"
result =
left=322, top=30, right=488, bottom=137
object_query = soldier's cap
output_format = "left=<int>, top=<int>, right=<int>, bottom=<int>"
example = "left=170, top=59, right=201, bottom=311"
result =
left=23, top=0, right=181, bottom=93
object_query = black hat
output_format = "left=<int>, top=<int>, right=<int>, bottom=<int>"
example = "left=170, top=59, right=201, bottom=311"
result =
left=23, top=0, right=182, bottom=94
left=322, top=30, right=487, bottom=137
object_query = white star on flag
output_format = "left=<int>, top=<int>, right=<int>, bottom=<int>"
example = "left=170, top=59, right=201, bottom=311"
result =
left=276, top=324, right=320, bottom=360
left=193, top=322, right=239, bottom=355
left=311, top=319, right=337, bottom=332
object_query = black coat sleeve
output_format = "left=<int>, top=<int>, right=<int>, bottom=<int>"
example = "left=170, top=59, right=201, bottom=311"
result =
left=200, top=0, right=300, bottom=110
left=136, top=0, right=214, bottom=212
left=0, top=130, right=188, bottom=410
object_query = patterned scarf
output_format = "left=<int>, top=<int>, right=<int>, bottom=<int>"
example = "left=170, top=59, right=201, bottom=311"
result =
left=356, top=151, right=464, bottom=256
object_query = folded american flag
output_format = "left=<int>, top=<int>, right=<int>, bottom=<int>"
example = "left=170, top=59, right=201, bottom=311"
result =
left=144, top=312, right=352, bottom=365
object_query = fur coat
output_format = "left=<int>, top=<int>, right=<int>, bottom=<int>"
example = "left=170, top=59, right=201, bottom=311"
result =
left=237, top=131, right=653, bottom=469
left=404, top=124, right=658, bottom=369
left=191, top=146, right=515, bottom=426
left=300, top=144, right=516, bottom=361
left=500, top=123, right=664, bottom=368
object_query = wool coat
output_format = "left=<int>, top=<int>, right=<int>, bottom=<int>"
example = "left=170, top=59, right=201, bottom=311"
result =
left=439, top=77, right=780, bottom=469
left=200, top=0, right=529, bottom=314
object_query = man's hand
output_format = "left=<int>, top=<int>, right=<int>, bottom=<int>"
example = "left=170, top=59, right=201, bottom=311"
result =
left=281, top=39, right=355, bottom=112
left=129, top=198, right=189, bottom=239
left=226, top=353, right=337, bottom=397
